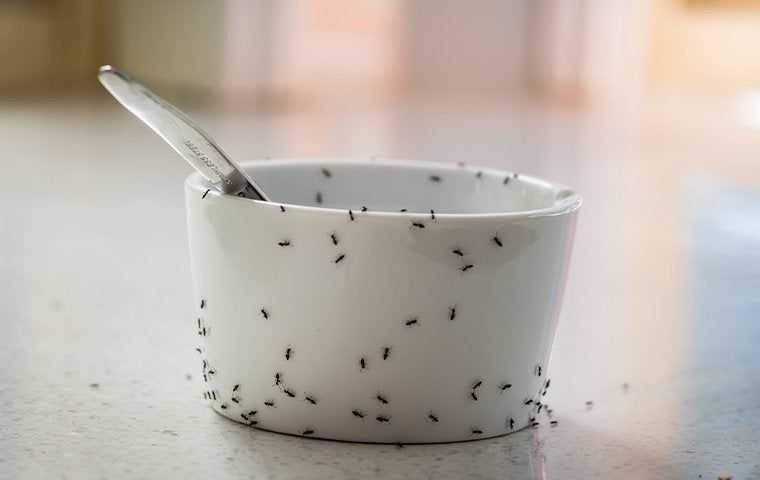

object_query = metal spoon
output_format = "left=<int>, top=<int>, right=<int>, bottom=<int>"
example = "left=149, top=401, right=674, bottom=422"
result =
left=97, top=65, right=269, bottom=201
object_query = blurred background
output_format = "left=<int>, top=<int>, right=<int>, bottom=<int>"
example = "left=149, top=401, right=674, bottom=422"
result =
left=2, top=1, right=760, bottom=478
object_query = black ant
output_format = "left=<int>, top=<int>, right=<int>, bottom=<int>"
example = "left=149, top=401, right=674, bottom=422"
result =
left=376, top=394, right=388, bottom=404
left=280, top=205, right=286, bottom=212
left=430, top=209, right=436, bottom=220
left=207, top=369, right=216, bottom=376
left=200, top=299, right=205, bottom=309
left=400, top=208, right=407, bottom=212
left=405, top=317, right=419, bottom=326
left=470, top=391, right=478, bottom=401
left=383, top=347, right=391, bottom=360
left=375, top=416, right=390, bottom=423
left=498, top=383, right=512, bottom=392
left=231, top=397, right=240, bottom=404
left=531, top=422, right=540, bottom=428
left=537, top=404, right=543, bottom=414
left=220, top=404, right=228, bottom=410
left=550, top=420, right=558, bottom=427
left=241, top=413, right=248, bottom=421
left=492, top=235, right=503, bottom=247
left=330, top=233, right=338, bottom=246
left=411, top=222, right=425, bottom=229
left=472, top=380, right=482, bottom=390
left=274, top=372, right=282, bottom=386
left=503, top=176, right=510, bottom=185
left=535, top=365, right=542, bottom=376
left=278, top=240, right=291, bottom=247
left=202, top=189, right=210, bottom=199
left=449, top=306, right=456, bottom=320
left=461, top=264, right=474, bottom=272
left=261, top=308, right=269, bottom=319
left=524, top=398, right=533, bottom=405
left=284, top=388, right=296, bottom=398
left=285, top=347, right=293, bottom=360
left=471, top=428, right=483, bottom=435
left=305, top=395, right=317, bottom=405
left=428, top=413, right=439, bottom=423
left=321, top=168, right=332, bottom=178
left=509, top=418, right=515, bottom=430
left=359, top=357, right=367, bottom=370
left=302, top=429, right=315, bottom=435
left=264, top=400, right=275, bottom=407
left=361, top=206, right=368, bottom=212
left=429, top=175, right=441, bottom=183
left=248, top=410, right=257, bottom=417
left=211, top=391, right=217, bottom=400
left=352, top=409, right=365, bottom=419
left=316, top=192, right=323, bottom=204
left=232, top=384, right=240, bottom=393
left=195, top=347, right=202, bottom=354
left=545, top=379, right=551, bottom=389
left=348, top=210, right=354, bottom=221
left=248, top=420, right=258, bottom=426
left=452, top=249, right=464, bottom=257
left=335, top=253, right=346, bottom=264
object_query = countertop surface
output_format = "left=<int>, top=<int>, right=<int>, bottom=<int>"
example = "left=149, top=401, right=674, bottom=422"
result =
left=1, top=96, right=759, bottom=479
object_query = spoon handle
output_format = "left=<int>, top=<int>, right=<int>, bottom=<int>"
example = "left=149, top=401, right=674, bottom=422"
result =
left=97, top=65, right=268, bottom=201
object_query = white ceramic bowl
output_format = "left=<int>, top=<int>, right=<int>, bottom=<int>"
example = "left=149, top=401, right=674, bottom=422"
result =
left=185, top=159, right=580, bottom=443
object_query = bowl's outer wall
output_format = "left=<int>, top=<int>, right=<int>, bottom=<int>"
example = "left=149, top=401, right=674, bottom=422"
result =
left=185, top=184, right=578, bottom=443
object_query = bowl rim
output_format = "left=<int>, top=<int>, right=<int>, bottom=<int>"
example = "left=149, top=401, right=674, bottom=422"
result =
left=185, top=158, right=582, bottom=220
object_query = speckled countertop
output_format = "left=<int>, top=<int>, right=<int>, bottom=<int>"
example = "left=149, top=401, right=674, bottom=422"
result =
left=1, top=97, right=759, bottom=479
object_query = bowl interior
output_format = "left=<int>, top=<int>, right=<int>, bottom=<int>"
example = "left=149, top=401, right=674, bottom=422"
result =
left=234, top=159, right=577, bottom=215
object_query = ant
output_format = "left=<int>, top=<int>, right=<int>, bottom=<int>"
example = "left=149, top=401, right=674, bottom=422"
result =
left=471, top=428, right=483, bottom=435
left=461, top=264, right=474, bottom=272
left=411, top=222, right=425, bottom=229
left=231, top=397, right=240, bottom=404
left=359, top=357, right=367, bottom=370
left=399, top=209, right=407, bottom=212
left=200, top=299, right=206, bottom=309
left=429, top=175, right=441, bottom=183
left=305, top=395, right=317, bottom=405
left=220, top=404, right=228, bottom=410
left=330, top=233, right=338, bottom=246
left=509, top=418, right=515, bottom=430
left=550, top=420, right=558, bottom=427
left=240, top=413, right=248, bottom=421
left=503, top=176, right=510, bottom=185
left=535, top=365, right=542, bottom=376
left=428, top=413, right=439, bottom=423
left=315, top=192, right=323, bottom=204
left=321, top=168, right=332, bottom=178
left=452, top=249, right=464, bottom=257
left=475, top=171, right=483, bottom=179
left=348, top=210, right=354, bottom=221
left=383, top=347, right=391, bottom=360
left=302, top=429, right=315, bottom=436
left=375, top=416, right=390, bottom=423
left=470, top=391, right=479, bottom=401
left=376, top=394, right=388, bottom=404
left=233, top=384, right=240, bottom=392
left=202, top=189, right=210, bottom=199
left=361, top=206, right=368, bottom=212
left=472, top=380, right=482, bottom=390
left=264, top=400, right=275, bottom=407
left=274, top=372, right=282, bottom=386
left=352, top=409, right=365, bottom=419
left=284, top=388, right=296, bottom=398
left=285, top=347, right=293, bottom=360
left=524, top=398, right=533, bottom=405
left=335, top=254, right=346, bottom=264
left=449, top=306, right=456, bottom=321
left=430, top=209, right=436, bottom=220
left=278, top=240, right=291, bottom=247
left=405, top=317, right=419, bottom=327
left=280, top=205, right=286, bottom=212
left=498, top=383, right=512, bottom=392
left=492, top=236, right=503, bottom=247
left=261, top=308, right=269, bottom=320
